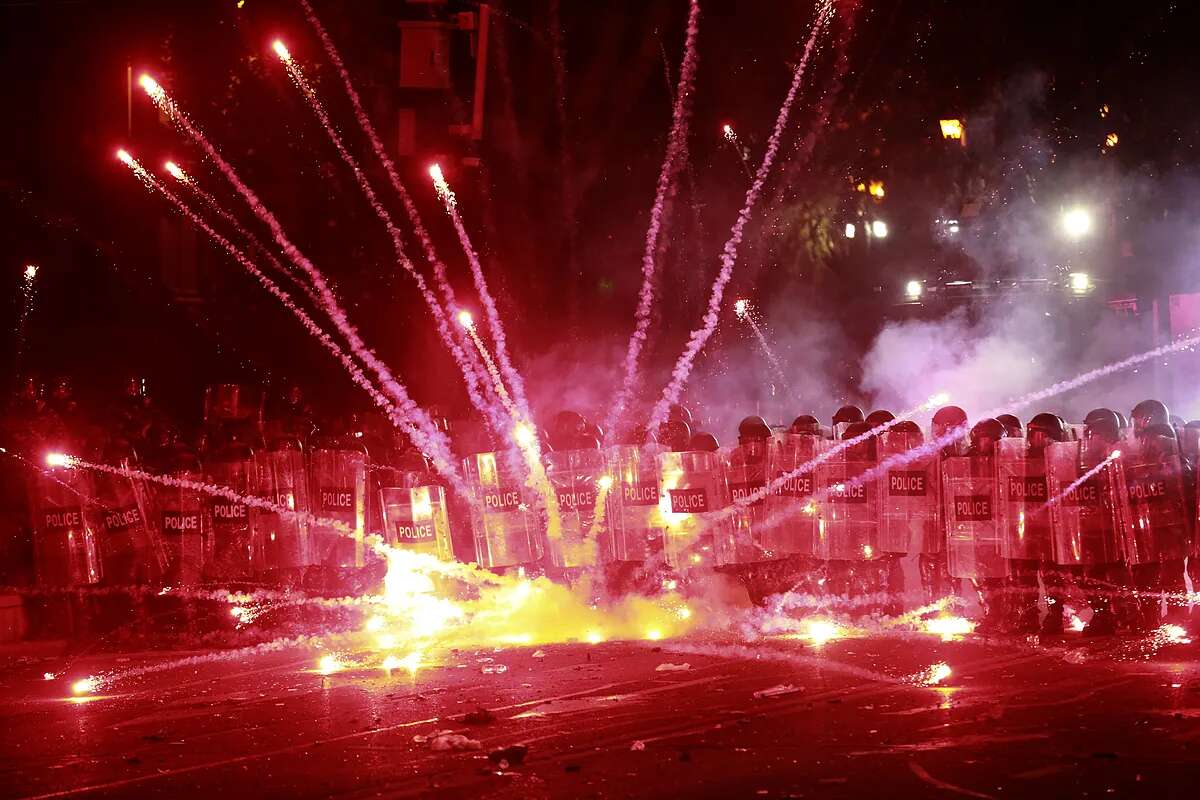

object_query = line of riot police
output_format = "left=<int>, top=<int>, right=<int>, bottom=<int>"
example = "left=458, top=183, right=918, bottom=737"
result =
left=7, top=374, right=1199, bottom=639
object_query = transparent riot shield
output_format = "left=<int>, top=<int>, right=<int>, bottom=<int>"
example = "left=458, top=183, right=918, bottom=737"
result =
left=1045, top=440, right=1124, bottom=566
left=942, top=455, right=1007, bottom=579
left=90, top=456, right=165, bottom=586
left=379, top=485, right=453, bottom=561
left=463, top=450, right=542, bottom=568
left=544, top=448, right=606, bottom=569
left=762, top=434, right=822, bottom=555
left=27, top=467, right=102, bottom=587
left=1120, top=441, right=1192, bottom=564
left=657, top=449, right=727, bottom=570
left=308, top=443, right=366, bottom=568
left=204, top=443, right=255, bottom=581
left=718, top=440, right=782, bottom=565
left=250, top=439, right=311, bottom=574
left=814, top=451, right=878, bottom=561
left=604, top=445, right=666, bottom=563
left=996, top=438, right=1052, bottom=562
left=154, top=459, right=207, bottom=586
left=878, top=431, right=941, bottom=555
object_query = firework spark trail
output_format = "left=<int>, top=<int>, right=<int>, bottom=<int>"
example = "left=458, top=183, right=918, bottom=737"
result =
left=14, top=265, right=38, bottom=377
left=296, top=0, right=492, bottom=406
left=784, top=0, right=861, bottom=169
left=604, top=0, right=702, bottom=440
left=459, top=312, right=518, bottom=417
left=58, top=451, right=359, bottom=537
left=721, top=123, right=754, bottom=181
left=136, top=77, right=458, bottom=483
left=272, top=44, right=501, bottom=433
left=0, top=446, right=116, bottom=514
left=647, top=1, right=833, bottom=433
left=165, top=162, right=315, bottom=304
left=1038, top=448, right=1122, bottom=516
left=428, top=166, right=534, bottom=427
left=736, top=391, right=947, bottom=512
left=81, top=633, right=328, bottom=693
left=119, top=152, right=418, bottom=453
left=736, top=300, right=790, bottom=390
left=742, top=333, right=1200, bottom=533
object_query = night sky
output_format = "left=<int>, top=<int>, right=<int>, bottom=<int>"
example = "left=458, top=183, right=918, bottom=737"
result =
left=2, top=0, right=1198, bottom=423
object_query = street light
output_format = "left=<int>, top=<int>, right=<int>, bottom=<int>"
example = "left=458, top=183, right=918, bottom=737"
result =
left=871, top=220, right=888, bottom=238
left=905, top=280, right=923, bottom=301
left=1068, top=272, right=1091, bottom=294
left=1061, top=207, right=1092, bottom=240
left=844, top=222, right=856, bottom=239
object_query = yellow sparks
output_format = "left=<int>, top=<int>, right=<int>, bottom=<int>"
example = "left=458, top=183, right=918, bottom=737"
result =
left=924, top=615, right=974, bottom=641
left=801, top=619, right=842, bottom=646
left=318, top=654, right=345, bottom=675
left=72, top=677, right=98, bottom=695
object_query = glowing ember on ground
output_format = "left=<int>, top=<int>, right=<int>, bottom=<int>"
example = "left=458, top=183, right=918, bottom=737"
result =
left=924, top=616, right=975, bottom=641
left=1159, top=624, right=1191, bottom=645
left=318, top=654, right=345, bottom=675
left=800, top=619, right=843, bottom=646
left=71, top=677, right=99, bottom=695
left=382, top=652, right=421, bottom=675
left=923, top=662, right=953, bottom=685
left=228, top=606, right=256, bottom=626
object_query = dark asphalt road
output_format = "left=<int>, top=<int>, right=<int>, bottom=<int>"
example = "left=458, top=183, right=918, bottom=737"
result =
left=1, top=626, right=1199, bottom=799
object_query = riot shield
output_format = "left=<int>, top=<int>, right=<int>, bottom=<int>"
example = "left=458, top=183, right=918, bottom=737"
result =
left=878, top=431, right=941, bottom=555
left=27, top=467, right=102, bottom=587
left=1045, top=440, right=1124, bottom=566
left=308, top=442, right=366, bottom=568
left=814, top=450, right=878, bottom=561
left=762, top=434, right=822, bottom=555
left=204, top=443, right=255, bottom=581
left=996, top=438, right=1053, bottom=562
left=657, top=449, right=726, bottom=570
left=604, top=444, right=666, bottom=563
left=379, top=485, right=453, bottom=560
left=942, top=455, right=1007, bottom=579
left=90, top=456, right=165, bottom=585
left=250, top=438, right=311, bottom=574
left=154, top=457, right=207, bottom=586
left=718, top=440, right=782, bottom=565
left=463, top=450, right=542, bottom=568
left=544, top=448, right=607, bottom=568
left=1120, top=441, right=1192, bottom=564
